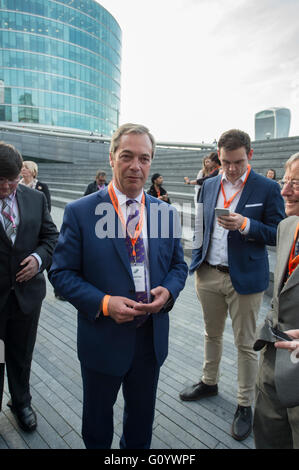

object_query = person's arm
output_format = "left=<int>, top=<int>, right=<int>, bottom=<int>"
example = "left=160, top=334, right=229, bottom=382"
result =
left=49, top=203, right=142, bottom=323
left=217, top=179, right=285, bottom=245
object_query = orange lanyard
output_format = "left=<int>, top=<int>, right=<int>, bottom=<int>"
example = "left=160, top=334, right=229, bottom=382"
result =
left=108, top=182, right=145, bottom=258
left=288, top=222, right=299, bottom=277
left=156, top=188, right=160, bottom=198
left=221, top=165, right=251, bottom=208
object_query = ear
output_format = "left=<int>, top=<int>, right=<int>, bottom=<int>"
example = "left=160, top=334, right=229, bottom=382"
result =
left=109, top=153, right=114, bottom=168
left=248, top=149, right=254, bottom=161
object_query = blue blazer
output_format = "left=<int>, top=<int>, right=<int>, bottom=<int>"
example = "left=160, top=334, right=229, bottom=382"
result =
left=49, top=188, right=188, bottom=376
left=189, top=170, right=285, bottom=295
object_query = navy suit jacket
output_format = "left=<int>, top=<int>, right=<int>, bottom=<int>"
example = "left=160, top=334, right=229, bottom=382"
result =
left=189, top=169, right=285, bottom=294
left=49, top=188, right=188, bottom=376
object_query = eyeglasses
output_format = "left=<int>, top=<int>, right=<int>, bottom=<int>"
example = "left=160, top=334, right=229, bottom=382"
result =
left=0, top=176, right=20, bottom=186
left=281, top=179, right=299, bottom=190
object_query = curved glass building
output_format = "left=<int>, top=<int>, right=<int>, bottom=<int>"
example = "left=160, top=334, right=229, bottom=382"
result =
left=255, top=108, right=291, bottom=141
left=0, top=0, right=121, bottom=136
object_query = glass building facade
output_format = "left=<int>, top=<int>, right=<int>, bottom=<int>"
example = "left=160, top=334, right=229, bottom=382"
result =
left=255, top=108, right=291, bottom=140
left=0, top=0, right=121, bottom=136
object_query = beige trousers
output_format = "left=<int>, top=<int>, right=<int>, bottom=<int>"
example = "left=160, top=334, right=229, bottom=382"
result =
left=195, top=263, right=263, bottom=406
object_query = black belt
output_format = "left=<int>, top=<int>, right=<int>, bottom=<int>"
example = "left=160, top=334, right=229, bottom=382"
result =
left=204, top=261, right=229, bottom=274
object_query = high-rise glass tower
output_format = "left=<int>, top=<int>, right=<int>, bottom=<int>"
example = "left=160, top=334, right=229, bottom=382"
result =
left=255, top=108, right=291, bottom=140
left=0, top=0, right=121, bottom=136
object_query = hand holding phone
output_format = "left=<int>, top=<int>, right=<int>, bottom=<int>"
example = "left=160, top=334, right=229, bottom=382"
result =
left=270, top=326, right=294, bottom=342
left=215, top=208, right=230, bottom=217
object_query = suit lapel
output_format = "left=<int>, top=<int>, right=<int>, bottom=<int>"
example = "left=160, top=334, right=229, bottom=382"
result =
left=14, top=185, right=25, bottom=247
left=146, top=194, right=159, bottom=286
left=235, top=170, right=257, bottom=213
left=99, top=189, right=132, bottom=278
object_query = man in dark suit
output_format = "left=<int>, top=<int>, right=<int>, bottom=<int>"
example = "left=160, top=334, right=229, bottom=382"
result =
left=49, top=123, right=188, bottom=449
left=83, top=169, right=107, bottom=196
left=179, top=129, right=285, bottom=441
left=0, top=142, right=58, bottom=431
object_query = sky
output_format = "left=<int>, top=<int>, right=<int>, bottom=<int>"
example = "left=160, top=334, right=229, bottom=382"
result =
left=97, top=0, right=299, bottom=144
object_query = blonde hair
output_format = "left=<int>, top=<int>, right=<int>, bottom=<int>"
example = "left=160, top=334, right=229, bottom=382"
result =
left=23, top=160, right=38, bottom=178
left=109, top=123, right=156, bottom=159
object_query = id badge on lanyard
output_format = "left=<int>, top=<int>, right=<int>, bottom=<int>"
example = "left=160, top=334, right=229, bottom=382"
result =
left=131, top=263, right=146, bottom=292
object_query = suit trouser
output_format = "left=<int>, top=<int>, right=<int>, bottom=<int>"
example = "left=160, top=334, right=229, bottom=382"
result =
left=195, top=264, right=263, bottom=406
left=0, top=291, right=41, bottom=409
left=253, top=343, right=299, bottom=448
left=80, top=318, right=160, bottom=449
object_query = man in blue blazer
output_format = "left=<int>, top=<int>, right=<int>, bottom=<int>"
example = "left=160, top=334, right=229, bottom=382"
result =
left=49, top=123, right=188, bottom=449
left=179, top=129, right=285, bottom=441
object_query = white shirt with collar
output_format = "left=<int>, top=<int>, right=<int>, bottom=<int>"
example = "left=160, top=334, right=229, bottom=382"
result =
left=0, top=192, right=20, bottom=245
left=206, top=170, right=250, bottom=267
left=112, top=183, right=151, bottom=299
left=0, top=192, right=42, bottom=268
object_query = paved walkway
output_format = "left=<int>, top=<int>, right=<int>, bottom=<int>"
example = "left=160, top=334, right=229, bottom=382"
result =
left=0, top=207, right=270, bottom=450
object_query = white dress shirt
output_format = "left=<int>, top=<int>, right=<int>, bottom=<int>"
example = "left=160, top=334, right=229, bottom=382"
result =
left=206, top=170, right=250, bottom=266
left=113, top=183, right=151, bottom=298
left=0, top=192, right=42, bottom=268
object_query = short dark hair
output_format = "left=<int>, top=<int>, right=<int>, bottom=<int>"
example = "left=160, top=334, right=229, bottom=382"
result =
left=0, top=141, right=23, bottom=178
left=218, top=129, right=251, bottom=155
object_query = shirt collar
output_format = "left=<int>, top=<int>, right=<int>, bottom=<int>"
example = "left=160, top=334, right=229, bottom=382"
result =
left=221, top=169, right=248, bottom=186
left=112, top=182, right=144, bottom=206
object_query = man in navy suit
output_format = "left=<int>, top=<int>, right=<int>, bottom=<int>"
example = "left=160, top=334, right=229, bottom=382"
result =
left=49, top=123, right=188, bottom=449
left=179, top=129, right=285, bottom=441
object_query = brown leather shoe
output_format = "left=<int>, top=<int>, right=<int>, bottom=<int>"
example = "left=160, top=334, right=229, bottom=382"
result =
left=179, top=381, right=218, bottom=401
left=231, top=405, right=252, bottom=441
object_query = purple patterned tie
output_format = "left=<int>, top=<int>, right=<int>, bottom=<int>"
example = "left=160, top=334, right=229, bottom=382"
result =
left=295, top=236, right=299, bottom=257
left=125, top=199, right=149, bottom=326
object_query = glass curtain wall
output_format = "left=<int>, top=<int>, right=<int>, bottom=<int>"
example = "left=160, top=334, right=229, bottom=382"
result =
left=0, top=0, right=121, bottom=135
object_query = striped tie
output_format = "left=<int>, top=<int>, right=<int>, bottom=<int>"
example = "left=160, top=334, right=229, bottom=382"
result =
left=1, top=199, right=15, bottom=240
left=126, top=199, right=149, bottom=326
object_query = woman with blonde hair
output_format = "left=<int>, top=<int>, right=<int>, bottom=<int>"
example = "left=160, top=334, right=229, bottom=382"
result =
left=20, top=161, right=51, bottom=212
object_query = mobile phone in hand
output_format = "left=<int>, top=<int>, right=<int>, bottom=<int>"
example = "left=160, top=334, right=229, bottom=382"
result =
left=270, top=326, right=294, bottom=342
left=215, top=208, right=230, bottom=217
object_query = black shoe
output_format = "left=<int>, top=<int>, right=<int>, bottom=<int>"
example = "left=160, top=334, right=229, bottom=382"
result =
left=7, top=400, right=37, bottom=432
left=231, top=405, right=252, bottom=441
left=179, top=381, right=218, bottom=401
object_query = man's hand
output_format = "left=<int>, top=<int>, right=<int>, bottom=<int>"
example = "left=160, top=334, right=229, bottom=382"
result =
left=217, top=212, right=245, bottom=231
left=135, top=286, right=170, bottom=314
left=16, top=256, right=39, bottom=283
left=275, top=329, right=299, bottom=353
left=107, top=296, right=147, bottom=324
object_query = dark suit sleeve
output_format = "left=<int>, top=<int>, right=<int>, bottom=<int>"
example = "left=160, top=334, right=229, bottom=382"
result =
left=159, top=207, right=188, bottom=306
left=49, top=203, right=104, bottom=321
left=37, top=181, right=51, bottom=212
left=84, top=182, right=95, bottom=196
left=34, top=194, right=59, bottom=271
left=246, top=180, right=285, bottom=246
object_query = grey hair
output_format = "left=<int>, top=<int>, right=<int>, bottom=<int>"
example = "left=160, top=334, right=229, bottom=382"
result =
left=285, top=152, right=299, bottom=169
left=109, top=123, right=156, bottom=159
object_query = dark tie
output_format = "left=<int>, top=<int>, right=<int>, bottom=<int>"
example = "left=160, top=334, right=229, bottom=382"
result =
left=1, top=199, right=15, bottom=240
left=295, top=237, right=299, bottom=257
left=125, top=199, right=149, bottom=326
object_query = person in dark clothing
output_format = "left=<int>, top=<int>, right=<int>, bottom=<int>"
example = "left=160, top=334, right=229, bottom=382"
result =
left=84, top=170, right=107, bottom=196
left=147, top=173, right=171, bottom=203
